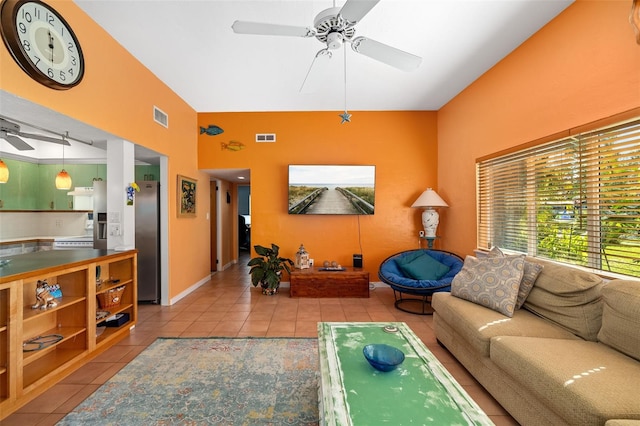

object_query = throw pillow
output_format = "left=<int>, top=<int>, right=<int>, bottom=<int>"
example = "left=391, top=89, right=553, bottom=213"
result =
left=397, top=252, right=450, bottom=281
left=488, top=246, right=543, bottom=309
left=451, top=255, right=525, bottom=317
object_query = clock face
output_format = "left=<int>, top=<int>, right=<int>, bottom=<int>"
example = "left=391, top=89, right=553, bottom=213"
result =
left=0, top=0, right=84, bottom=89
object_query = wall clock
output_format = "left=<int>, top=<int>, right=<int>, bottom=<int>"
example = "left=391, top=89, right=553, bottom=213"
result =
left=0, top=0, right=84, bottom=89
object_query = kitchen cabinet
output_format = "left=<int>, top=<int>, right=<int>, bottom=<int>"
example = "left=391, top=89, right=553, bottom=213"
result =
left=0, top=249, right=137, bottom=420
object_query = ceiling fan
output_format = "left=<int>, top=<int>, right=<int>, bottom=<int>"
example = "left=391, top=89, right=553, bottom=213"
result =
left=0, top=118, right=70, bottom=151
left=231, top=0, right=422, bottom=91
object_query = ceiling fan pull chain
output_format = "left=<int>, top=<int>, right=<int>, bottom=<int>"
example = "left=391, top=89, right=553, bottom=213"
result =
left=340, top=46, right=352, bottom=124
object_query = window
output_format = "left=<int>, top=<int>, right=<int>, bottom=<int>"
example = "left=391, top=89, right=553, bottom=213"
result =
left=477, top=118, right=640, bottom=278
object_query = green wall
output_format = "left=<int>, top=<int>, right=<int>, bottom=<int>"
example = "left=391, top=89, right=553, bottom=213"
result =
left=0, top=159, right=159, bottom=210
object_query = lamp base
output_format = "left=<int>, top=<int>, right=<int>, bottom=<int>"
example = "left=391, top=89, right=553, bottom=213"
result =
left=421, top=208, right=439, bottom=238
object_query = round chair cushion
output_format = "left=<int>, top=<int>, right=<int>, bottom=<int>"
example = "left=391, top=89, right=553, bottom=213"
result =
left=379, top=249, right=463, bottom=290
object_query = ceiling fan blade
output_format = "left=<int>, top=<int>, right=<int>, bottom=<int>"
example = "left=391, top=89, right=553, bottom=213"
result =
left=232, top=21, right=314, bottom=37
left=351, top=36, right=422, bottom=71
left=18, top=131, right=70, bottom=145
left=0, top=131, right=34, bottom=150
left=339, top=0, right=380, bottom=24
left=299, top=49, right=333, bottom=93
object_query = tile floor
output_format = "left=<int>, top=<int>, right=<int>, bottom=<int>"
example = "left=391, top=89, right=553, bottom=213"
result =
left=3, top=254, right=519, bottom=425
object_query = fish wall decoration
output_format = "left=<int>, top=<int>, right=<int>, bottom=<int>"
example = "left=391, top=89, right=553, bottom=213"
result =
left=221, top=141, right=245, bottom=151
left=200, top=125, right=224, bottom=136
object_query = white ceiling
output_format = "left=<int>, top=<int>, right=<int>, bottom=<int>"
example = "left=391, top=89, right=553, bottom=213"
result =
left=1, top=0, right=573, bottom=182
left=74, top=0, right=573, bottom=112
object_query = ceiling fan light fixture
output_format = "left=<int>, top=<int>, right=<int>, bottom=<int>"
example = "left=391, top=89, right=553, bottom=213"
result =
left=326, top=32, right=344, bottom=49
left=0, top=159, right=9, bottom=183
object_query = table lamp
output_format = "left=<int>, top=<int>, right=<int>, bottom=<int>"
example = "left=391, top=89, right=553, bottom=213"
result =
left=411, top=188, right=448, bottom=239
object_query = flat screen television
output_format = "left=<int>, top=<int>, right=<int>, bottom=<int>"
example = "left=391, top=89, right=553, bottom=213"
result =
left=288, top=165, right=375, bottom=215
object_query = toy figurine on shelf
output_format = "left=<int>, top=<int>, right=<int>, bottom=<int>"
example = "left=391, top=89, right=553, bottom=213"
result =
left=32, top=280, right=58, bottom=310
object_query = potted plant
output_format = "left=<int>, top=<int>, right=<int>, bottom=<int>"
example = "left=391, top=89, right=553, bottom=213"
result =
left=247, top=243, right=294, bottom=295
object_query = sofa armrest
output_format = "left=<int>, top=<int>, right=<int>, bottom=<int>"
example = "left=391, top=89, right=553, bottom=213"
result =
left=605, top=420, right=640, bottom=426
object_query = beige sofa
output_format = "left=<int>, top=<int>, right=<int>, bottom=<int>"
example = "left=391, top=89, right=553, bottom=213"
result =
left=432, top=257, right=640, bottom=426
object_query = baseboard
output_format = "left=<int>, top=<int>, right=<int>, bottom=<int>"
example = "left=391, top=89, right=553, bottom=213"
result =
left=169, top=274, right=212, bottom=305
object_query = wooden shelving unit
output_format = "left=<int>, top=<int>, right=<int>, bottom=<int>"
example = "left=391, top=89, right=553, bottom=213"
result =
left=0, top=249, right=137, bottom=420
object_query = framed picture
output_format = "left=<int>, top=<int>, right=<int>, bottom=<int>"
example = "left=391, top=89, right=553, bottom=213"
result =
left=177, top=174, right=197, bottom=217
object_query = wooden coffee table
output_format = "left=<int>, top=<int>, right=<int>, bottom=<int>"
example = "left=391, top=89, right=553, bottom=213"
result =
left=317, top=322, right=494, bottom=425
left=290, top=267, right=369, bottom=298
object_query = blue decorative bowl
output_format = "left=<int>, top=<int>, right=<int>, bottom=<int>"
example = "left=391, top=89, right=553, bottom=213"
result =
left=363, top=344, right=405, bottom=372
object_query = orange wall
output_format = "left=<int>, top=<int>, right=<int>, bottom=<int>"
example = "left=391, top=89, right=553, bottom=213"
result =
left=198, top=111, right=439, bottom=275
left=0, top=1, right=210, bottom=300
left=438, top=0, right=640, bottom=257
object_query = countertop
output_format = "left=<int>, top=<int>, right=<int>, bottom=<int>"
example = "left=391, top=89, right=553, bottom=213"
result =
left=0, top=249, right=137, bottom=283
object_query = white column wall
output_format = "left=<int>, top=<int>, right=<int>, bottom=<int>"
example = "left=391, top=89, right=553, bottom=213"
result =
left=106, top=140, right=135, bottom=249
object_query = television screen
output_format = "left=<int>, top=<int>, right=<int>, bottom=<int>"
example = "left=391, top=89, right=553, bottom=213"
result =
left=288, top=165, right=375, bottom=215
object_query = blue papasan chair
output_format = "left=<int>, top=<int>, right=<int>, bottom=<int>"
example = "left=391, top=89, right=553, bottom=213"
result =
left=378, top=249, right=464, bottom=315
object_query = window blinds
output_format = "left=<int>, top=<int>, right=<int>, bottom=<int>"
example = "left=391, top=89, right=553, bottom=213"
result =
left=477, top=118, right=640, bottom=277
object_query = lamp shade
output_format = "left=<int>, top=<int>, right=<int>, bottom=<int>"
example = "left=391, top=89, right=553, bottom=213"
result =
left=411, top=188, right=448, bottom=208
left=0, top=159, right=8, bottom=183
left=55, top=169, right=72, bottom=190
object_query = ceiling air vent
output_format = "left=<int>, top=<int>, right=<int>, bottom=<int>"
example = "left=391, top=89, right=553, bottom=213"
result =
left=153, top=106, right=168, bottom=128
left=256, top=133, right=276, bottom=142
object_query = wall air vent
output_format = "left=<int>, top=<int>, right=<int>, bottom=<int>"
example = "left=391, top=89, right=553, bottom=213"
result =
left=255, top=133, right=276, bottom=142
left=153, top=106, right=168, bottom=128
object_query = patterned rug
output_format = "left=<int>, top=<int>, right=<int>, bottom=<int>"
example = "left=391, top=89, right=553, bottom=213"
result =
left=57, top=337, right=319, bottom=425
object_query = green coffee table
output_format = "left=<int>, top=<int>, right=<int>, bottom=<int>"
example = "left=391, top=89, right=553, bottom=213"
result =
left=317, top=322, right=494, bottom=425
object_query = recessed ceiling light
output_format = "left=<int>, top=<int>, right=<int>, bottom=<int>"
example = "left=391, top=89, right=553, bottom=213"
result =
left=238, top=176, right=245, bottom=180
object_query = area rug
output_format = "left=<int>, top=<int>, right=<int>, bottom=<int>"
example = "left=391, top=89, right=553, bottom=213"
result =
left=57, top=337, right=319, bottom=425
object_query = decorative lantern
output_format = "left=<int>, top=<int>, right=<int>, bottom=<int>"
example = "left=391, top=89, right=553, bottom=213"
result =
left=295, top=244, right=310, bottom=269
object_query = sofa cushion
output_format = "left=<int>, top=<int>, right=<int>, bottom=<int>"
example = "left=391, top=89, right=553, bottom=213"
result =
left=396, top=251, right=450, bottom=281
left=451, top=255, right=524, bottom=317
left=523, top=258, right=604, bottom=341
left=487, top=247, right=544, bottom=308
left=598, top=280, right=640, bottom=362
left=491, top=336, right=640, bottom=425
left=432, top=292, right=580, bottom=357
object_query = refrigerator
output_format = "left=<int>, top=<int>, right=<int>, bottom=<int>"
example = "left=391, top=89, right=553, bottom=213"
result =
left=135, top=181, right=161, bottom=303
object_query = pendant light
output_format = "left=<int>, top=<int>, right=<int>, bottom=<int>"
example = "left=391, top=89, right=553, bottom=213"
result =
left=0, top=159, right=8, bottom=183
left=55, top=139, right=72, bottom=190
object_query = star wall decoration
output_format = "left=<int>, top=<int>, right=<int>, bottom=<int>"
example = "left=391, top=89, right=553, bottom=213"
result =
left=339, top=111, right=352, bottom=124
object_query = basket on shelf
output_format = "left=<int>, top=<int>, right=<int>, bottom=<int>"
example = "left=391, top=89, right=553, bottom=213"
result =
left=97, top=286, right=125, bottom=309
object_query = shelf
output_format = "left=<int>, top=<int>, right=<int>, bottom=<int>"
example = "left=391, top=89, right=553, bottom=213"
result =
left=22, top=296, right=86, bottom=322
left=22, top=326, right=86, bottom=366
left=96, top=319, right=132, bottom=345
left=96, top=279, right=132, bottom=295
left=22, top=346, right=87, bottom=389
left=95, top=303, right=133, bottom=324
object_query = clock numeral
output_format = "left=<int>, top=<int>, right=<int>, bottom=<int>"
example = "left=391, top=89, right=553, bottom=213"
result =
left=33, top=55, right=41, bottom=66
left=33, top=6, right=40, bottom=20
left=18, top=22, right=26, bottom=34
left=47, top=67, right=54, bottom=78
left=46, top=12, right=54, bottom=25
left=21, top=9, right=32, bottom=23
left=68, top=68, right=74, bottom=77
left=67, top=41, right=75, bottom=52
left=22, top=39, right=31, bottom=52
left=70, top=56, right=77, bottom=66
left=59, top=70, right=66, bottom=82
